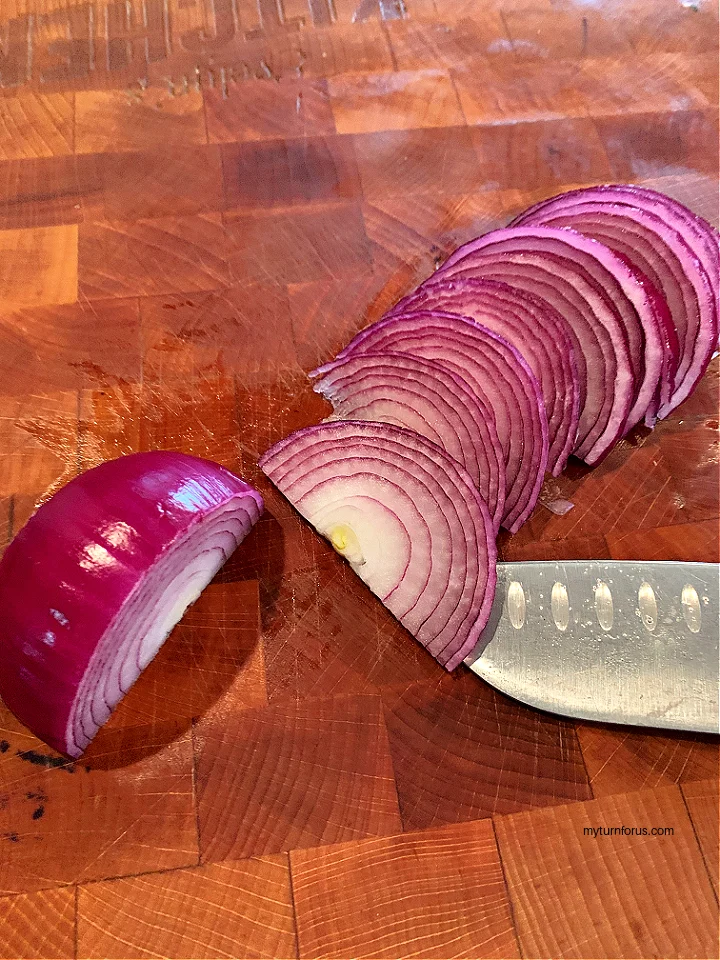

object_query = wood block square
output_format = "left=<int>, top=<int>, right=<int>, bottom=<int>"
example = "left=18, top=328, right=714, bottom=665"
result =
left=75, top=87, right=207, bottom=154
left=287, top=270, right=410, bottom=371
left=0, top=390, right=79, bottom=499
left=195, top=694, right=402, bottom=861
left=363, top=190, right=522, bottom=278
left=470, top=116, right=613, bottom=194
left=0, top=225, right=77, bottom=309
left=78, top=214, right=232, bottom=300
left=93, top=146, right=225, bottom=221
left=503, top=6, right=632, bottom=59
left=622, top=0, right=720, bottom=55
left=354, top=126, right=481, bottom=199
left=0, top=155, right=89, bottom=230
left=0, top=717, right=198, bottom=895
left=291, top=820, right=521, bottom=959
left=328, top=69, right=464, bottom=134
left=205, top=77, right=336, bottom=143
left=225, top=203, right=372, bottom=284
left=77, top=856, right=296, bottom=960
left=0, top=887, right=75, bottom=960
left=682, top=779, right=719, bottom=895
left=0, top=94, right=74, bottom=160
left=103, top=580, right=266, bottom=729
left=381, top=669, right=591, bottom=830
left=495, top=785, right=719, bottom=959
left=221, top=135, right=362, bottom=211
left=387, top=17, right=511, bottom=73
left=141, top=283, right=298, bottom=385
left=577, top=54, right=709, bottom=119
left=453, top=59, right=588, bottom=126
left=596, top=109, right=719, bottom=181
left=607, top=519, right=720, bottom=563
left=576, top=724, right=719, bottom=798
left=0, top=298, right=141, bottom=396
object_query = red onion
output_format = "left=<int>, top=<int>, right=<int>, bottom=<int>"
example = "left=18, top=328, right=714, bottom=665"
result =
left=389, top=277, right=580, bottom=476
left=433, top=227, right=649, bottom=463
left=317, top=310, right=549, bottom=533
left=0, top=452, right=263, bottom=758
left=312, top=351, right=506, bottom=532
left=511, top=185, right=718, bottom=416
left=259, top=421, right=497, bottom=671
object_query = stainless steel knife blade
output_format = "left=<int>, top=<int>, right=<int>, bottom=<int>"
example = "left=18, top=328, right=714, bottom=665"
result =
left=465, top=560, right=719, bottom=733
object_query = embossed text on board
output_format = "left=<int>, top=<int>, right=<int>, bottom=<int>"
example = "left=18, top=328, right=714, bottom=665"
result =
left=0, top=0, right=408, bottom=89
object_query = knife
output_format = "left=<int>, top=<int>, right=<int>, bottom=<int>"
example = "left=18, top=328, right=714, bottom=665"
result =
left=465, top=560, right=719, bottom=734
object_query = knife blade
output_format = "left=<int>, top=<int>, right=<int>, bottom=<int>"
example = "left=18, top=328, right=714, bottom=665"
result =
left=465, top=560, right=719, bottom=734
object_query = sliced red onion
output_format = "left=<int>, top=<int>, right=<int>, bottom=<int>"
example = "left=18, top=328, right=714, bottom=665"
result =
left=512, top=186, right=718, bottom=416
left=389, top=277, right=580, bottom=476
left=433, top=227, right=643, bottom=463
left=0, top=452, right=263, bottom=758
left=259, top=420, right=496, bottom=671
left=312, top=351, right=506, bottom=532
left=316, top=310, right=549, bottom=533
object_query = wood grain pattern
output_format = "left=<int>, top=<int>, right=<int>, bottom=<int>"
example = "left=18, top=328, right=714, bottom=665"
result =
left=0, top=225, right=77, bottom=307
left=682, top=779, right=719, bottom=895
left=195, top=694, right=403, bottom=861
left=0, top=887, right=75, bottom=959
left=291, top=820, right=521, bottom=959
left=382, top=669, right=592, bottom=830
left=328, top=70, right=464, bottom=134
left=494, top=786, right=719, bottom=959
left=77, top=856, right=297, bottom=959
left=0, top=94, right=74, bottom=160
left=0, top=715, right=198, bottom=896
left=0, top=0, right=718, bottom=955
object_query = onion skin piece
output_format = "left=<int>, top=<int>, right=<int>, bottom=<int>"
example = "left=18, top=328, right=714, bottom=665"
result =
left=312, top=350, right=506, bottom=532
left=318, top=310, right=549, bottom=533
left=0, top=452, right=263, bottom=758
left=391, top=277, right=580, bottom=476
left=511, top=186, right=717, bottom=417
left=259, top=421, right=497, bottom=671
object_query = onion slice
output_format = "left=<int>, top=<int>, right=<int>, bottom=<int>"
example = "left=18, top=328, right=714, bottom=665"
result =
left=312, top=351, right=506, bottom=532
left=316, top=310, right=549, bottom=533
left=433, top=226, right=649, bottom=462
left=511, top=185, right=718, bottom=416
left=259, top=420, right=497, bottom=671
left=390, top=277, right=580, bottom=475
left=0, top=452, right=264, bottom=758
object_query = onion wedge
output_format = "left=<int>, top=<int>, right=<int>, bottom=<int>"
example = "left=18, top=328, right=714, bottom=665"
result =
left=259, top=421, right=497, bottom=671
left=312, top=351, right=506, bottom=532
left=0, top=452, right=263, bottom=758
left=390, top=277, right=580, bottom=475
left=316, top=310, right=549, bottom=533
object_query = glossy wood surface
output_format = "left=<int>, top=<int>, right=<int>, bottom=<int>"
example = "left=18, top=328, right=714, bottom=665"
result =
left=0, top=0, right=718, bottom=955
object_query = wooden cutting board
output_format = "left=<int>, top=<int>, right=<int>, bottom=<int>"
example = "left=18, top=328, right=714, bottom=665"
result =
left=0, top=0, right=718, bottom=956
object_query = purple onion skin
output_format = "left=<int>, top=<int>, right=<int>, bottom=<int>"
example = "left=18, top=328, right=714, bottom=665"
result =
left=0, top=452, right=263, bottom=756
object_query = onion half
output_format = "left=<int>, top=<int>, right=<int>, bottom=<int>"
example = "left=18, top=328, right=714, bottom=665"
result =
left=390, top=277, right=580, bottom=475
left=0, top=452, right=263, bottom=758
left=511, top=185, right=718, bottom=416
left=317, top=310, right=549, bottom=533
left=259, top=421, right=497, bottom=671
left=312, top=351, right=506, bottom=532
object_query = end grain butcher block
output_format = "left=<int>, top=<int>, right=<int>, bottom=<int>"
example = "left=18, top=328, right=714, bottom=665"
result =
left=0, top=0, right=718, bottom=956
